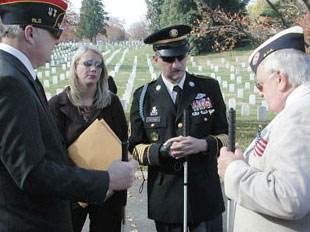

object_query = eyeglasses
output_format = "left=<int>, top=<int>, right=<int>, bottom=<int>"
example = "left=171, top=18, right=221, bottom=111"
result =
left=78, top=60, right=104, bottom=69
left=255, top=80, right=264, bottom=92
left=255, top=72, right=275, bottom=92
left=20, top=25, right=63, bottom=39
left=160, top=54, right=187, bottom=63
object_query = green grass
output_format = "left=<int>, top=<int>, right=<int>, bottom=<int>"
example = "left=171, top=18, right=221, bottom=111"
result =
left=39, top=42, right=273, bottom=149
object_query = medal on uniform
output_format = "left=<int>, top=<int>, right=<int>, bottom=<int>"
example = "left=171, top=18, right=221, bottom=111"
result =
left=189, top=81, right=195, bottom=87
left=150, top=132, right=159, bottom=142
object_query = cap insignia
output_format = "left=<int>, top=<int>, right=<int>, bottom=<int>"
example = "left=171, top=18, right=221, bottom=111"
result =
left=252, top=52, right=260, bottom=66
left=169, top=29, right=178, bottom=38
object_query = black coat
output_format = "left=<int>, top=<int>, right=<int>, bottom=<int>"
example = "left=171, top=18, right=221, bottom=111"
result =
left=48, top=87, right=128, bottom=207
left=129, top=73, right=228, bottom=224
left=0, top=50, right=109, bottom=232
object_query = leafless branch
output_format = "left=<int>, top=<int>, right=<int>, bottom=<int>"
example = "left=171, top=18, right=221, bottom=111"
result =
left=199, top=0, right=261, bottom=44
left=264, top=0, right=290, bottom=28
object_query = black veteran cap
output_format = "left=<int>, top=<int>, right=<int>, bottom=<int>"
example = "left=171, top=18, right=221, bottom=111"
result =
left=249, top=26, right=305, bottom=73
left=144, top=24, right=192, bottom=57
left=0, top=0, right=67, bottom=36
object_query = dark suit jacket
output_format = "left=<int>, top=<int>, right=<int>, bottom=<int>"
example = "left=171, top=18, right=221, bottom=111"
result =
left=48, top=87, right=128, bottom=207
left=0, top=50, right=109, bottom=232
left=129, top=73, right=228, bottom=224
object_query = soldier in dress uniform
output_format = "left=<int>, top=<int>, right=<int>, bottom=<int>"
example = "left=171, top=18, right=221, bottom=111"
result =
left=129, top=24, right=229, bottom=232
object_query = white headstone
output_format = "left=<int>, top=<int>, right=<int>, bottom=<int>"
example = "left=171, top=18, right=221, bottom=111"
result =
left=229, top=84, right=235, bottom=93
left=228, top=98, right=236, bottom=109
left=230, top=66, right=235, bottom=72
left=222, top=81, right=228, bottom=88
left=60, top=73, right=65, bottom=80
left=43, top=80, right=50, bottom=88
left=230, top=73, right=235, bottom=81
left=62, top=64, right=67, bottom=70
left=45, top=70, right=50, bottom=77
left=198, top=66, right=203, bottom=72
left=241, top=104, right=250, bottom=117
left=257, top=106, right=267, bottom=121
left=37, top=72, right=42, bottom=78
left=45, top=63, right=50, bottom=69
left=237, top=76, right=242, bottom=84
left=52, top=67, right=56, bottom=73
left=237, top=88, right=243, bottom=98
left=249, top=94, right=256, bottom=105
left=52, top=76, right=58, bottom=85
left=245, top=82, right=250, bottom=89
left=214, top=66, right=219, bottom=72
left=216, top=76, right=221, bottom=83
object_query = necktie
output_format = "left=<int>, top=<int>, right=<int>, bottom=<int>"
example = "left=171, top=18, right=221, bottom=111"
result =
left=173, top=85, right=182, bottom=112
left=35, top=78, right=48, bottom=103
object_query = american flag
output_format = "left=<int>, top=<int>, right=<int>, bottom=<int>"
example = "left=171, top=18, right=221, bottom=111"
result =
left=254, top=138, right=268, bottom=156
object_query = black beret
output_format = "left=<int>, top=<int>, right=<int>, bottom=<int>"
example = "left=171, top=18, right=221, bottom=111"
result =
left=0, top=0, right=67, bottom=32
left=249, top=26, right=305, bottom=73
left=144, top=24, right=191, bottom=57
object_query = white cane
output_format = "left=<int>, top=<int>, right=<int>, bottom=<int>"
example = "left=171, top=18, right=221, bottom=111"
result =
left=183, top=160, right=188, bottom=232
left=183, top=110, right=189, bottom=232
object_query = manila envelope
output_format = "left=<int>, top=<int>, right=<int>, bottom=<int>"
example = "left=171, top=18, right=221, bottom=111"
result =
left=68, top=119, right=121, bottom=171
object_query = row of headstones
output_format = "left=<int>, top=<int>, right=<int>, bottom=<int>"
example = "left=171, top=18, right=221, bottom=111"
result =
left=109, top=48, right=129, bottom=77
left=189, top=56, right=270, bottom=121
left=146, top=54, right=157, bottom=80
left=229, top=102, right=268, bottom=121
left=121, top=56, right=138, bottom=111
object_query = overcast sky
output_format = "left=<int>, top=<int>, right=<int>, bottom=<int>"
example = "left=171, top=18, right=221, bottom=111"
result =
left=70, top=0, right=147, bottom=29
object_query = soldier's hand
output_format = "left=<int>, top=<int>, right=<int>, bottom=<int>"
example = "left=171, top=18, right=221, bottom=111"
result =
left=108, top=156, right=139, bottom=190
left=168, top=136, right=207, bottom=159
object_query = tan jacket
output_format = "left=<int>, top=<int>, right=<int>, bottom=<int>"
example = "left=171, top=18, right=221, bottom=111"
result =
left=225, top=85, right=310, bottom=232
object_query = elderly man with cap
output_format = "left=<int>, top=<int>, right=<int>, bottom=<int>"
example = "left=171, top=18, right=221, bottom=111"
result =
left=129, top=24, right=228, bottom=232
left=0, top=1, right=138, bottom=231
left=218, top=26, right=310, bottom=232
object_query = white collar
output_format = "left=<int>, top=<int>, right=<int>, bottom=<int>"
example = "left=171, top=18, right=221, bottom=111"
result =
left=162, top=72, right=186, bottom=96
left=284, top=84, right=310, bottom=110
left=0, top=43, right=36, bottom=80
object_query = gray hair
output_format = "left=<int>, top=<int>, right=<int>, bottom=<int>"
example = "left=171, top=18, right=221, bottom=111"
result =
left=261, top=49, right=310, bottom=86
left=67, top=45, right=111, bottom=109
left=0, top=19, right=23, bottom=38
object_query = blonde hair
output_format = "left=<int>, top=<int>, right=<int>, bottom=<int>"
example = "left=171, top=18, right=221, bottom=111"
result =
left=67, top=45, right=111, bottom=109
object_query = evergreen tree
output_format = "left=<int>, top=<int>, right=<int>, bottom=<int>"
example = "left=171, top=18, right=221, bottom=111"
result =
left=78, top=0, right=109, bottom=43
left=160, top=0, right=200, bottom=27
left=146, top=0, right=164, bottom=32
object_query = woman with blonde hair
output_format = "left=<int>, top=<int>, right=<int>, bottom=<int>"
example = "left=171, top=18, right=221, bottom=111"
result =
left=49, top=45, right=127, bottom=232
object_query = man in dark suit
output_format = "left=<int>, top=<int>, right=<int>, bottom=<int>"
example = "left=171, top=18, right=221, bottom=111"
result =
left=0, top=1, right=138, bottom=232
left=129, top=24, right=228, bottom=232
